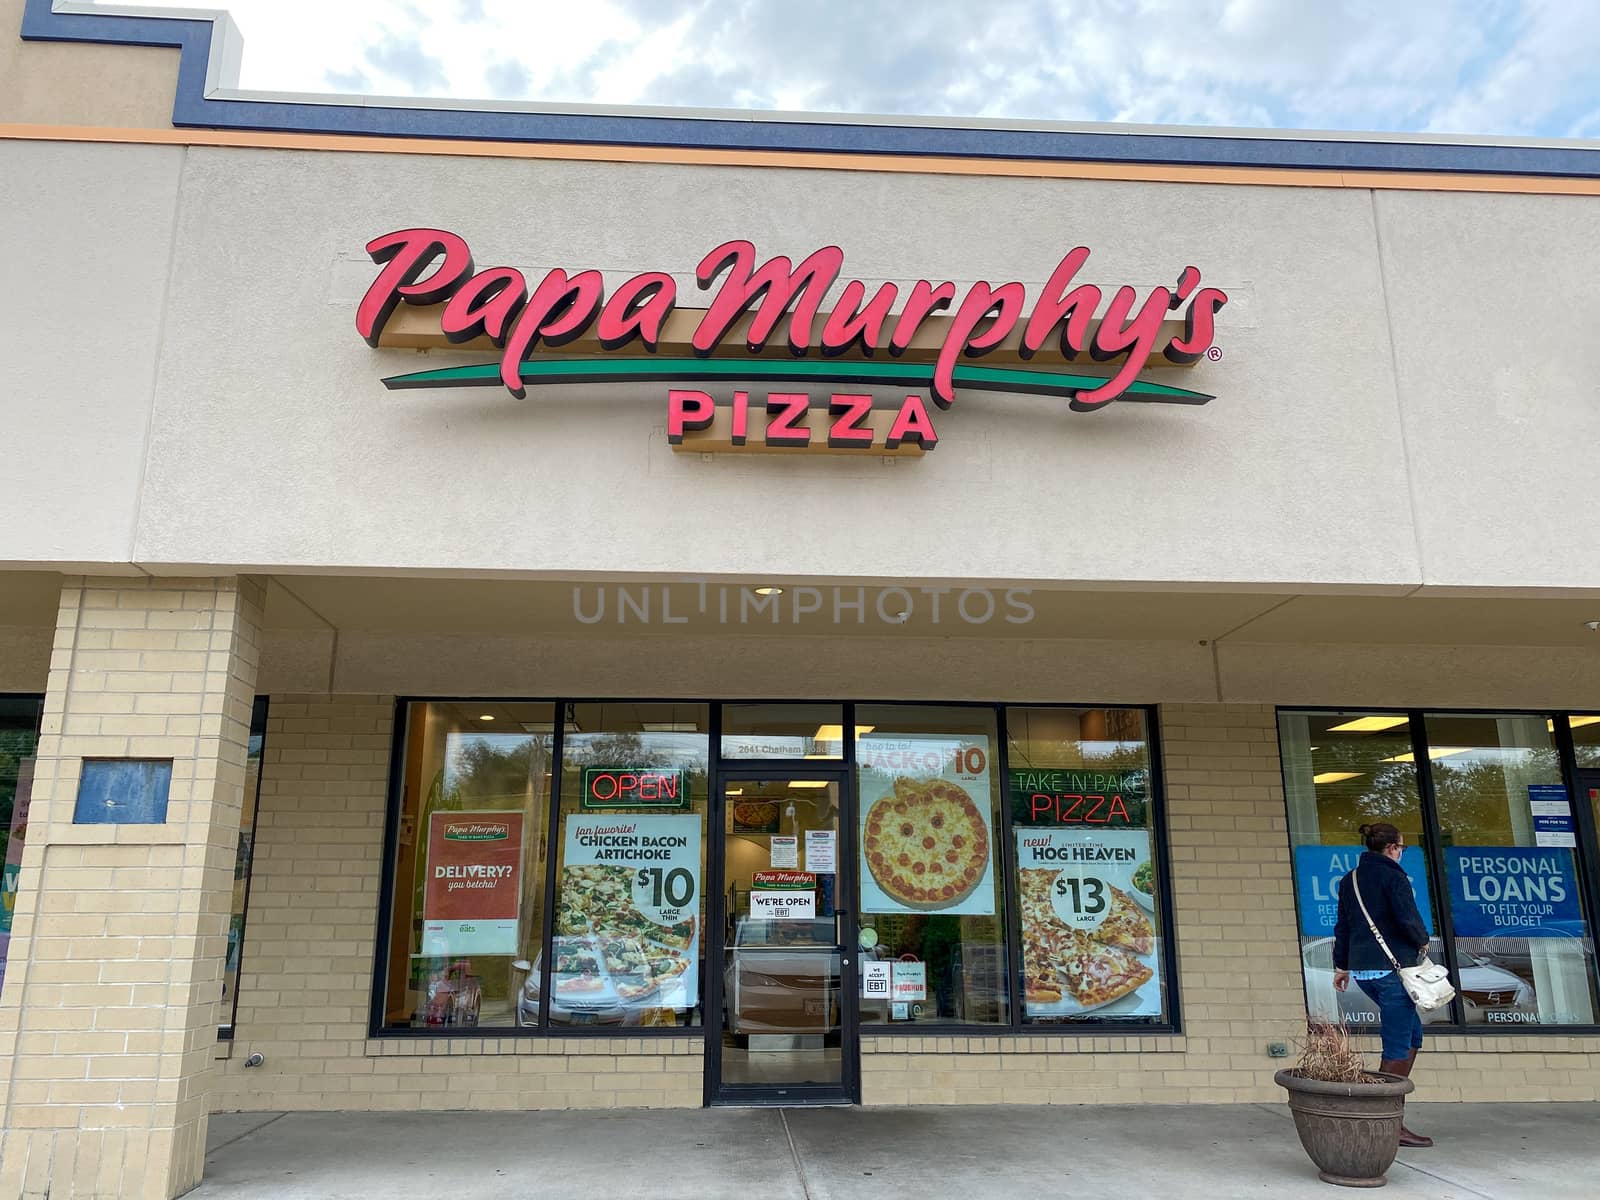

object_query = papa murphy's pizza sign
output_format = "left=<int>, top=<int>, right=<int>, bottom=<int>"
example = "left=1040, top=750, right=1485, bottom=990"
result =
left=356, top=232, right=1227, bottom=453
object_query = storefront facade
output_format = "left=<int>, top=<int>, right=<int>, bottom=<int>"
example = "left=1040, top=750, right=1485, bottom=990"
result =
left=4, top=2, right=1600, bottom=1196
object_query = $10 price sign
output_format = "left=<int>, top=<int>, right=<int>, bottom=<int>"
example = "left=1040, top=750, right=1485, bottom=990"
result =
left=564, top=812, right=702, bottom=927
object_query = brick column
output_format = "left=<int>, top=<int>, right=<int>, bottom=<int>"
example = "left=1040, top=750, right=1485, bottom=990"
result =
left=0, top=577, right=264, bottom=1200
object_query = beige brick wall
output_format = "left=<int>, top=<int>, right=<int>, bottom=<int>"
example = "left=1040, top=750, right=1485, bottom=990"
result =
left=211, top=695, right=702, bottom=1113
left=212, top=697, right=1600, bottom=1115
left=0, top=577, right=263, bottom=1200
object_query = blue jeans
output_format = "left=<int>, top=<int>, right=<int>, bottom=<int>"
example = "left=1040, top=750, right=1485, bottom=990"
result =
left=1356, top=971, right=1423, bottom=1062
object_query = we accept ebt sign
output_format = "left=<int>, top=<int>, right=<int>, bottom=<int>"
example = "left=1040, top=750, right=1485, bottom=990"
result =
left=1293, top=845, right=1435, bottom=938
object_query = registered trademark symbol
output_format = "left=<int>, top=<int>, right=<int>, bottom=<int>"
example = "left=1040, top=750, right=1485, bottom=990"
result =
left=1206, top=346, right=1224, bottom=362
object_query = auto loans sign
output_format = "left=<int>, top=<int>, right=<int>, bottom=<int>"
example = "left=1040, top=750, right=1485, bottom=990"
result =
left=356, top=231, right=1227, bottom=451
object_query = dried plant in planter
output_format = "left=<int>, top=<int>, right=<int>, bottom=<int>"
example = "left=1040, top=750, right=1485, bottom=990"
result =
left=1289, top=1022, right=1374, bottom=1083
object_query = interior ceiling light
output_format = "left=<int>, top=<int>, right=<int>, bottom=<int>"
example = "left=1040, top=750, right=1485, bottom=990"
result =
left=754, top=586, right=784, bottom=596
left=478, top=714, right=495, bottom=722
left=1312, top=771, right=1362, bottom=785
left=1550, top=715, right=1600, bottom=731
left=815, top=724, right=874, bottom=741
left=726, top=788, right=744, bottom=796
left=1382, top=747, right=1472, bottom=764
left=1326, top=716, right=1409, bottom=733
left=788, top=780, right=831, bottom=789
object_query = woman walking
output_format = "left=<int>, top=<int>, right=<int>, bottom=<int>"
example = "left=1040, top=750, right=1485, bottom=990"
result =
left=1331, top=821, right=1434, bottom=1148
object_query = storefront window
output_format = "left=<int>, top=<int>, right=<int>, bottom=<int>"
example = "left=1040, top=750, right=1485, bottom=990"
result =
left=1007, top=706, right=1169, bottom=1025
left=855, top=705, right=1008, bottom=1026
left=0, top=696, right=44, bottom=994
left=1425, top=713, right=1599, bottom=1027
left=550, top=703, right=709, bottom=1028
left=382, top=701, right=556, bottom=1029
left=1569, top=714, right=1600, bottom=769
left=721, top=703, right=846, bottom=760
left=220, top=697, right=269, bottom=1036
left=1279, top=711, right=1442, bottom=1029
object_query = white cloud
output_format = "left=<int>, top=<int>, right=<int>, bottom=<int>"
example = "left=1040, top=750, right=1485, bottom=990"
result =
left=89, top=0, right=1600, bottom=137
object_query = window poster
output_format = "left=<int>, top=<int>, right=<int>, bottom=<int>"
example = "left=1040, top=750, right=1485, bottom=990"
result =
left=1291, top=844, right=1440, bottom=1027
left=421, top=811, right=525, bottom=956
left=1015, top=829, right=1162, bottom=1018
left=857, top=733, right=996, bottom=916
left=1442, top=846, right=1595, bottom=1025
left=1292, top=845, right=1435, bottom=938
left=1445, top=848, right=1582, bottom=938
left=555, top=813, right=702, bottom=1011
left=805, top=829, right=836, bottom=873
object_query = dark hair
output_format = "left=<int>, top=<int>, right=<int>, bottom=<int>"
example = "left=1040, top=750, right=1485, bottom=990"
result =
left=1359, top=822, right=1403, bottom=853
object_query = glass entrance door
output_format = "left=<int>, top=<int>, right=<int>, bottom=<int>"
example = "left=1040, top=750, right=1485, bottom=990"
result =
left=711, top=775, right=856, bottom=1104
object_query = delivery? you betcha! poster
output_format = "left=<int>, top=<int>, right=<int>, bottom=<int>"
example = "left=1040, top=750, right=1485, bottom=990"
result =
left=422, top=811, right=525, bottom=956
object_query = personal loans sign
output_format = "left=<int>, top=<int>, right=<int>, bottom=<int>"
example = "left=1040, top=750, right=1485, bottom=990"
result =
left=357, top=232, right=1227, bottom=452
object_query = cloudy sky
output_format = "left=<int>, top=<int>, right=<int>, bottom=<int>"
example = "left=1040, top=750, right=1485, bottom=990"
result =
left=98, top=0, right=1600, bottom=137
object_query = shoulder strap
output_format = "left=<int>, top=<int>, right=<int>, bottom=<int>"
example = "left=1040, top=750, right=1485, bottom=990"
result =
left=1350, top=865, right=1403, bottom=971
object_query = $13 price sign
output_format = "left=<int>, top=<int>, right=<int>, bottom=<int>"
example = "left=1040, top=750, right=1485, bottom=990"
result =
left=1052, top=871, right=1112, bottom=931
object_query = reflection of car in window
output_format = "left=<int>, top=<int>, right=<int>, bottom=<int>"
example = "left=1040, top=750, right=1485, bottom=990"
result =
left=1460, top=930, right=1595, bottom=983
left=1300, top=937, right=1533, bottom=1025
left=515, top=937, right=697, bottom=1028
left=725, top=917, right=839, bottom=1038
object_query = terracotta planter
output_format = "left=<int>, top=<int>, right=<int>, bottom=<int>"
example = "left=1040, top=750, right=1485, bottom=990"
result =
left=1274, top=1068, right=1414, bottom=1188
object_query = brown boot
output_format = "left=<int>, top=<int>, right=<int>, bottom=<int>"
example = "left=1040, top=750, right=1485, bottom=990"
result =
left=1389, top=1050, right=1433, bottom=1148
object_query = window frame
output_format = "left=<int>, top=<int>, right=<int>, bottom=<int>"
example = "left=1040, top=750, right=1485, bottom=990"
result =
left=1277, top=706, right=1600, bottom=1038
left=218, top=695, right=270, bottom=1039
left=369, top=697, right=1182, bottom=1040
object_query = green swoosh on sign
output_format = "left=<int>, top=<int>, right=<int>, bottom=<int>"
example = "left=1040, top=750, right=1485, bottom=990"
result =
left=381, top=356, right=1213, bottom=405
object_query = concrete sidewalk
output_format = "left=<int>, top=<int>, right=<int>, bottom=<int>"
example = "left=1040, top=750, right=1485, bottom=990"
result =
left=196, top=1102, right=1598, bottom=1199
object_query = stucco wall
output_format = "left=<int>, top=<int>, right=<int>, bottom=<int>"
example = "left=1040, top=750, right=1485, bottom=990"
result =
left=0, top=136, right=1598, bottom=594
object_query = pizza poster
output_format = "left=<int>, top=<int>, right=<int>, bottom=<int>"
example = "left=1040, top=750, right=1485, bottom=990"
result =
left=1015, top=828, right=1162, bottom=1017
left=559, top=813, right=702, bottom=1010
left=856, top=732, right=996, bottom=916
left=421, top=811, right=525, bottom=956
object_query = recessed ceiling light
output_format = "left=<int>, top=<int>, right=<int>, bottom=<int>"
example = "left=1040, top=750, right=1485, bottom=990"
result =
left=814, top=724, right=874, bottom=742
left=754, top=586, right=784, bottom=596
left=478, top=714, right=495, bottom=722
left=1312, top=771, right=1362, bottom=785
left=1326, top=716, right=1409, bottom=733
left=1551, top=715, right=1600, bottom=732
left=1382, top=747, right=1471, bottom=764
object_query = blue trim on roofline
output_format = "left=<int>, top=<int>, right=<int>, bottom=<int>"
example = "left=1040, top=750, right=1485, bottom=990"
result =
left=20, top=0, right=1600, bottom=178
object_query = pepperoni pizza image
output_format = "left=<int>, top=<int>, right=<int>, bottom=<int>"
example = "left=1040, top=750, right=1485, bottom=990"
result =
left=861, top=777, right=991, bottom=911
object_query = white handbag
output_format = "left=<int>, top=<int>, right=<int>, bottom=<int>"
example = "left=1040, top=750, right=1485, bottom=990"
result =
left=1351, top=868, right=1456, bottom=1014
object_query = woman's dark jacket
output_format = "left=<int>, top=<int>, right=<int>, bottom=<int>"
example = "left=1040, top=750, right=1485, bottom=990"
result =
left=1333, top=851, right=1431, bottom=971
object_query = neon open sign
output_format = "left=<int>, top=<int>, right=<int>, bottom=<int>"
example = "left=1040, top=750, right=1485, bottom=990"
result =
left=581, top=767, right=692, bottom=810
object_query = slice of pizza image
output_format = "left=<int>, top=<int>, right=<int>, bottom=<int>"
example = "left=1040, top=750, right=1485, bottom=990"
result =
left=1019, top=868, right=1156, bottom=1010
